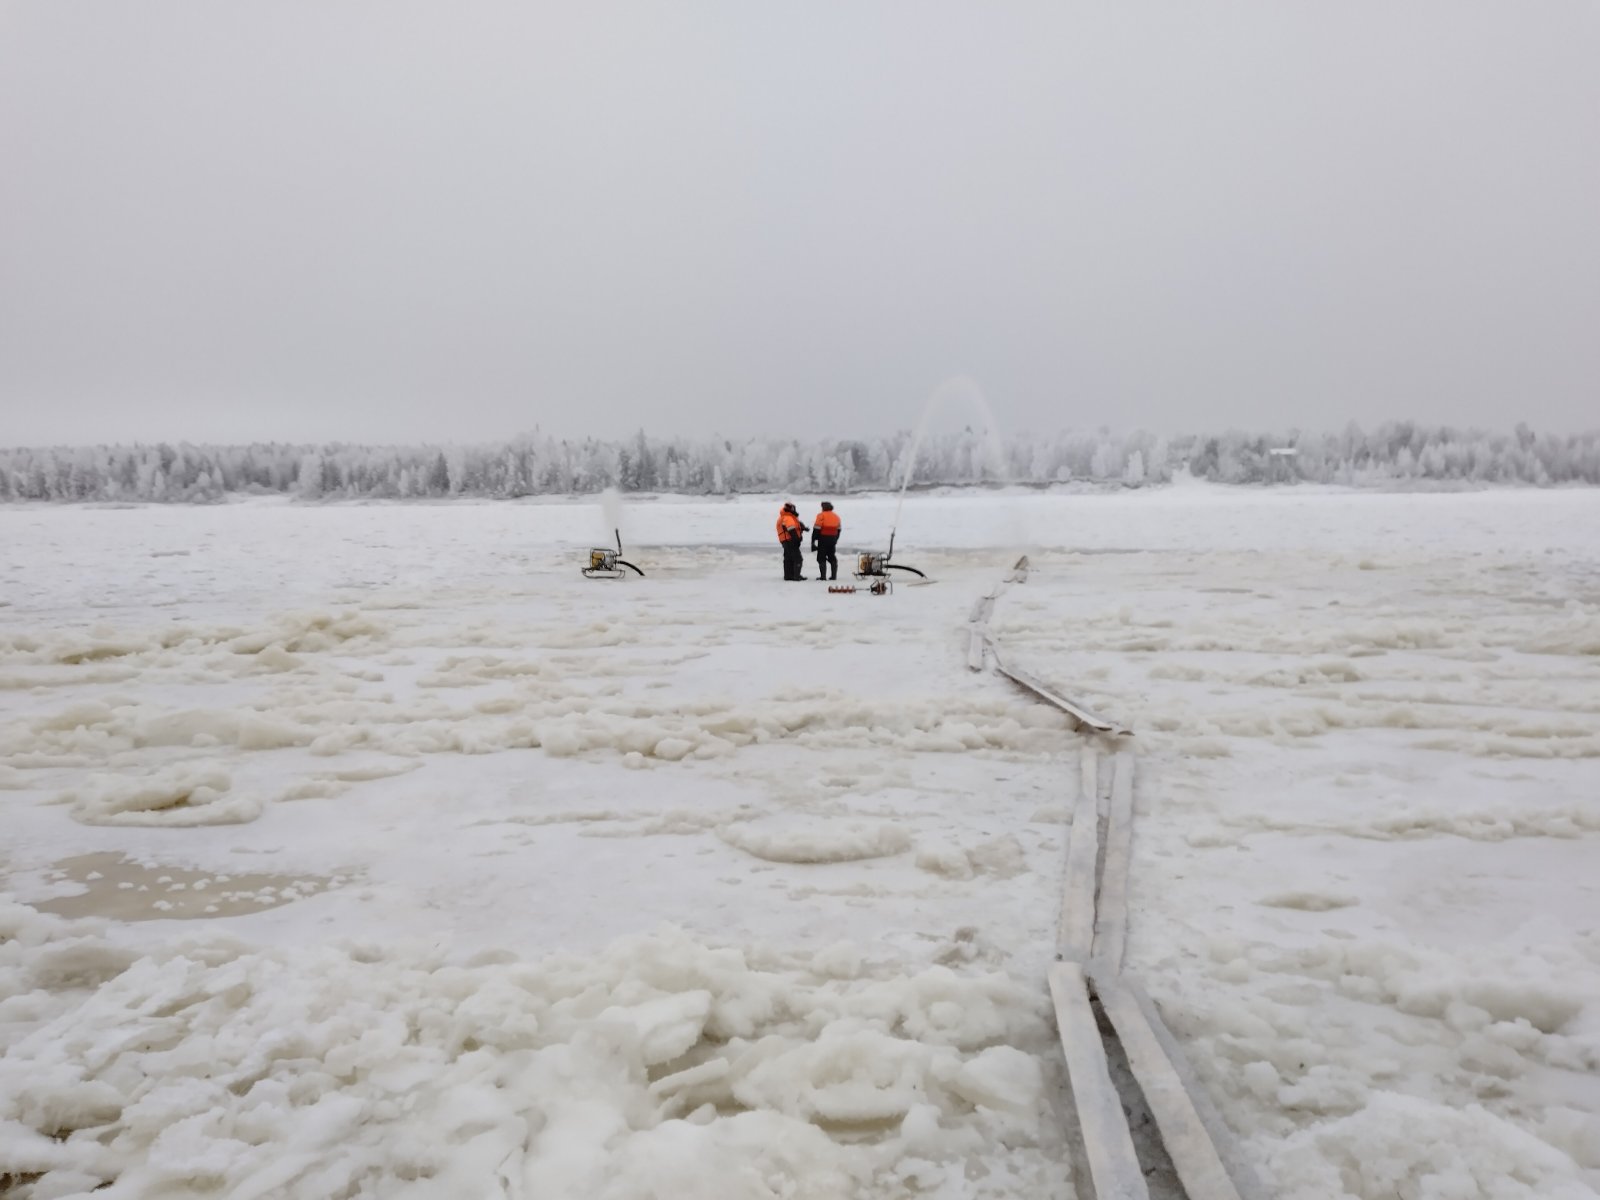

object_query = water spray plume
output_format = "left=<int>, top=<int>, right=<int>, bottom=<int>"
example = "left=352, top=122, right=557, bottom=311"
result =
left=600, top=487, right=625, bottom=540
left=891, top=376, right=1004, bottom=541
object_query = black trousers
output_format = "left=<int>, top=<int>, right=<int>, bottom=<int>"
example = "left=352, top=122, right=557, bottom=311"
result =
left=814, top=535, right=839, bottom=580
left=782, top=538, right=803, bottom=579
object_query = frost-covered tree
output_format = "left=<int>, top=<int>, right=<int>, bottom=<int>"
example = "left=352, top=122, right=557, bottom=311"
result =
left=2, top=422, right=1595, bottom=502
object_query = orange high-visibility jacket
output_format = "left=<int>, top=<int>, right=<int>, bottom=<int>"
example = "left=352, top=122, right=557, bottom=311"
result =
left=813, top=511, right=841, bottom=538
left=777, top=510, right=805, bottom=543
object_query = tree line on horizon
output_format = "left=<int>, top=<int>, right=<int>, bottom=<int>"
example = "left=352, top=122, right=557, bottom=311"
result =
left=0, top=422, right=1595, bottom=503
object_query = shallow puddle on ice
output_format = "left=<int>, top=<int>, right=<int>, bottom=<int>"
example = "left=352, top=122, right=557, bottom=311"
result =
left=33, top=852, right=335, bottom=921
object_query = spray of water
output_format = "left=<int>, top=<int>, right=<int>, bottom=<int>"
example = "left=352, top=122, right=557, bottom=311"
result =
left=600, top=487, right=625, bottom=548
left=890, top=376, right=1006, bottom=539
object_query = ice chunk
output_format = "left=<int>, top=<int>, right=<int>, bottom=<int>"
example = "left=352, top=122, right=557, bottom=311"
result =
left=65, top=766, right=261, bottom=827
left=720, top=820, right=910, bottom=864
left=949, top=1045, right=1044, bottom=1115
left=599, top=990, right=713, bottom=1066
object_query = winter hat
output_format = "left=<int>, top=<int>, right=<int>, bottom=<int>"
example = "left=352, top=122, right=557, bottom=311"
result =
left=820, top=501, right=834, bottom=511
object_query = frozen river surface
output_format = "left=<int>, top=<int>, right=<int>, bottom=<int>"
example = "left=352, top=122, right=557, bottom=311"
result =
left=1, top=484, right=1598, bottom=1198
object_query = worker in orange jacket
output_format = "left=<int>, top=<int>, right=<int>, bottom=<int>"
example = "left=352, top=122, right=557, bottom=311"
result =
left=811, top=501, right=842, bottom=581
left=776, top=502, right=808, bottom=580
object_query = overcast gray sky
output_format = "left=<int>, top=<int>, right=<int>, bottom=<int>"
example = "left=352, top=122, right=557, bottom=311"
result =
left=2, top=1, right=1597, bottom=446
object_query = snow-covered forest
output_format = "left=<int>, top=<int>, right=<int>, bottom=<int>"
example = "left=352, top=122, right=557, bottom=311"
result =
left=1, top=422, right=1596, bottom=502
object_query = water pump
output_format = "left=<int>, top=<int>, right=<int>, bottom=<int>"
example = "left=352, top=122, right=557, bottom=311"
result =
left=853, top=530, right=927, bottom=581
left=582, top=530, right=645, bottom=579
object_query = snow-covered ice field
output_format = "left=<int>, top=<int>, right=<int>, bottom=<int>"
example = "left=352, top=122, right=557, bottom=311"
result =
left=2, top=484, right=1597, bottom=1199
